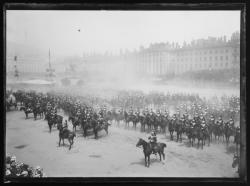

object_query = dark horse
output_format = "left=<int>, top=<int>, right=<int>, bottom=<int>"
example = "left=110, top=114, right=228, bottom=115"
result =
left=47, top=114, right=63, bottom=133
left=68, top=116, right=81, bottom=132
left=82, top=118, right=110, bottom=139
left=58, top=124, right=76, bottom=150
left=224, top=123, right=235, bottom=145
left=175, top=122, right=185, bottom=142
left=33, top=106, right=43, bottom=120
left=136, top=138, right=166, bottom=167
left=124, top=113, right=136, bottom=129
left=93, top=119, right=111, bottom=139
left=20, top=106, right=33, bottom=119
left=168, top=119, right=175, bottom=141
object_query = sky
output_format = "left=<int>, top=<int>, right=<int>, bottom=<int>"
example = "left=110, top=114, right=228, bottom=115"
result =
left=6, top=10, right=240, bottom=58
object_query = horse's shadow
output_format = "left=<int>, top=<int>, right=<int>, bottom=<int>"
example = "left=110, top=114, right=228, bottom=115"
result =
left=43, top=128, right=58, bottom=133
left=130, top=156, right=164, bottom=167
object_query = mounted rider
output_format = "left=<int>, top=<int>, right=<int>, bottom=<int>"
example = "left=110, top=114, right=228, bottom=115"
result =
left=76, top=109, right=81, bottom=120
left=208, top=114, right=215, bottom=126
left=129, top=107, right=133, bottom=116
left=216, top=116, right=224, bottom=128
left=62, top=120, right=68, bottom=133
left=148, top=130, right=157, bottom=154
left=229, top=117, right=235, bottom=129
left=200, top=120, right=207, bottom=131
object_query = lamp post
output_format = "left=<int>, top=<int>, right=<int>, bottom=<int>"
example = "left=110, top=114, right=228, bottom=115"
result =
left=46, top=49, right=55, bottom=81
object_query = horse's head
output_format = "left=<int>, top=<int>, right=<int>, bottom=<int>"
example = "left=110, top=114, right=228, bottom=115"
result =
left=136, top=138, right=144, bottom=147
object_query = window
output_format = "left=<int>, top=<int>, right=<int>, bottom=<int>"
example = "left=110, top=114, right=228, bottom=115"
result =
left=204, top=57, right=207, bottom=61
left=209, top=56, right=212, bottom=61
left=225, top=56, right=228, bottom=60
left=220, top=56, right=223, bottom=60
left=225, top=62, right=228, bottom=67
left=215, top=50, right=218, bottom=54
left=225, top=49, right=228, bottom=53
left=204, top=51, right=207, bottom=54
left=209, top=50, right=212, bottom=54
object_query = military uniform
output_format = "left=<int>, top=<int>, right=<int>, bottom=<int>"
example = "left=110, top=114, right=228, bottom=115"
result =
left=148, top=131, right=157, bottom=154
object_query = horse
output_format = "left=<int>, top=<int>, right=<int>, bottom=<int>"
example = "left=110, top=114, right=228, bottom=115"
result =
left=20, top=106, right=33, bottom=119
left=93, top=119, right=111, bottom=139
left=224, top=123, right=235, bottom=145
left=234, top=128, right=240, bottom=154
left=168, top=119, right=175, bottom=141
left=33, top=106, right=43, bottom=120
left=124, top=113, right=135, bottom=129
left=176, top=123, right=185, bottom=142
left=213, top=124, right=224, bottom=143
left=114, top=112, right=124, bottom=127
left=68, top=116, right=80, bottom=132
left=58, top=124, right=76, bottom=150
left=194, top=127, right=205, bottom=149
left=136, top=138, right=167, bottom=167
left=186, top=126, right=196, bottom=147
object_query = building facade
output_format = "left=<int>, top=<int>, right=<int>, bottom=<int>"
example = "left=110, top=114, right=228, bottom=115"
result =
left=124, top=31, right=240, bottom=76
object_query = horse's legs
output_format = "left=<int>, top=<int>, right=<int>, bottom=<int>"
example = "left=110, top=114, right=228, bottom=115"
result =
left=144, top=154, right=147, bottom=167
left=148, top=156, right=150, bottom=167
left=59, top=137, right=61, bottom=146
left=63, top=139, right=65, bottom=146
left=158, top=152, right=162, bottom=161
left=68, top=139, right=72, bottom=150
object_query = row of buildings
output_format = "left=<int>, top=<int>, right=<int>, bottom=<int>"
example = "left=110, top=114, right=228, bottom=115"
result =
left=6, top=31, right=240, bottom=79
left=123, top=31, right=240, bottom=76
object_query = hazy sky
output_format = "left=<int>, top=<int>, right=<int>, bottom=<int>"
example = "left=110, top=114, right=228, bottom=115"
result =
left=7, top=10, right=240, bottom=58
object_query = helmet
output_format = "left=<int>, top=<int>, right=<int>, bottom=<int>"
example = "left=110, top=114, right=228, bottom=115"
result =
left=36, top=166, right=41, bottom=171
left=6, top=169, right=11, bottom=176
left=10, top=156, right=16, bottom=163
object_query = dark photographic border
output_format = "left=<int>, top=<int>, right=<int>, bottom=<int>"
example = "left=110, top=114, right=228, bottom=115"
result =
left=1, top=2, right=247, bottom=184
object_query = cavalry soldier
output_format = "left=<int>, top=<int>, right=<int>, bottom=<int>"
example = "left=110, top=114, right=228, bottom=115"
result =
left=150, top=109, right=154, bottom=116
left=129, top=107, right=133, bottom=116
left=229, top=117, right=234, bottom=129
left=76, top=109, right=81, bottom=119
left=217, top=116, right=224, bottom=127
left=156, top=110, right=161, bottom=117
left=134, top=109, right=140, bottom=117
left=180, top=116, right=185, bottom=126
left=176, top=108, right=181, bottom=118
left=190, top=119, right=196, bottom=129
left=148, top=130, right=157, bottom=154
left=208, top=115, right=215, bottom=126
left=201, top=120, right=207, bottom=131
left=200, top=114, right=206, bottom=122
left=183, top=111, right=189, bottom=120
left=62, top=120, right=68, bottom=132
